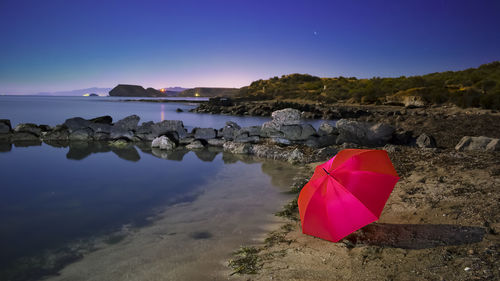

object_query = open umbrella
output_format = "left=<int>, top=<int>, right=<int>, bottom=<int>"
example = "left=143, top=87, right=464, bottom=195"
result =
left=298, top=149, right=399, bottom=242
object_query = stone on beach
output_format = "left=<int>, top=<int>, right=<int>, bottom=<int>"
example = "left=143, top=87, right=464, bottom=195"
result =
left=113, top=115, right=140, bottom=131
left=151, top=136, right=176, bottom=150
left=192, top=127, right=216, bottom=140
left=336, top=119, right=394, bottom=147
left=416, top=133, right=437, bottom=148
left=152, top=120, right=187, bottom=139
left=455, top=136, right=500, bottom=151
left=0, top=119, right=12, bottom=134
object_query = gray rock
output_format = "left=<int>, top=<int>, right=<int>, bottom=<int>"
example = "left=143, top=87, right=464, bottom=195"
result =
left=223, top=141, right=252, bottom=154
left=108, top=139, right=130, bottom=148
left=260, top=123, right=284, bottom=138
left=226, top=121, right=241, bottom=130
left=279, top=124, right=316, bottom=141
left=238, top=126, right=262, bottom=137
left=89, top=115, right=113, bottom=124
left=88, top=123, right=112, bottom=134
left=305, top=135, right=337, bottom=148
left=152, top=120, right=187, bottom=139
left=207, top=138, right=226, bottom=146
left=0, top=119, right=11, bottom=134
left=271, top=108, right=301, bottom=125
left=318, top=122, right=338, bottom=136
left=455, top=136, right=500, bottom=151
left=416, top=133, right=437, bottom=148
left=186, top=140, right=205, bottom=149
left=336, top=119, right=394, bottom=146
left=179, top=137, right=195, bottom=145
left=43, top=125, right=69, bottom=141
left=114, top=115, right=140, bottom=131
left=110, top=127, right=134, bottom=140
left=193, top=128, right=216, bottom=140
left=69, top=128, right=93, bottom=141
left=14, top=123, right=42, bottom=136
left=94, top=132, right=111, bottom=141
left=234, top=135, right=260, bottom=143
left=270, top=137, right=291, bottom=145
left=136, top=121, right=154, bottom=134
left=64, top=117, right=91, bottom=133
left=151, top=136, right=176, bottom=150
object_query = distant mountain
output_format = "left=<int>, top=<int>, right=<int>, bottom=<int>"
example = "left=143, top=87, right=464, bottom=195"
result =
left=162, top=87, right=189, bottom=92
left=36, top=87, right=111, bottom=96
left=178, top=87, right=239, bottom=97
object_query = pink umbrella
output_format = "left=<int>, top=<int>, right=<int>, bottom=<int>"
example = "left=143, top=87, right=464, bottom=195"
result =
left=298, top=149, right=399, bottom=242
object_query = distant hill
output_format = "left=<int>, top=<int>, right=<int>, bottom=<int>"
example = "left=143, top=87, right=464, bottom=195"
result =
left=162, top=87, right=189, bottom=92
left=36, top=87, right=111, bottom=96
left=109, top=84, right=168, bottom=97
left=237, top=61, right=500, bottom=109
left=178, top=87, right=239, bottom=97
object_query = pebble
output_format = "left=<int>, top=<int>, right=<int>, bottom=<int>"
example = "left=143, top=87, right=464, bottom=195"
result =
left=464, top=267, right=471, bottom=271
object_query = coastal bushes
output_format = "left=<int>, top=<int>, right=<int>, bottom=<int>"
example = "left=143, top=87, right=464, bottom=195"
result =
left=237, top=61, right=500, bottom=109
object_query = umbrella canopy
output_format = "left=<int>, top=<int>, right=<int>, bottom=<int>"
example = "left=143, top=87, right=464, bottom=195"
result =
left=298, top=149, right=399, bottom=242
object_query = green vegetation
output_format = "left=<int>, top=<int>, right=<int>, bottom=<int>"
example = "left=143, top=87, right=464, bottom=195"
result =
left=228, top=246, right=261, bottom=275
left=237, top=61, right=500, bottom=109
left=178, top=87, right=239, bottom=97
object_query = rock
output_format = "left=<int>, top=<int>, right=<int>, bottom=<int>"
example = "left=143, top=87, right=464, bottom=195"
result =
left=110, top=127, right=134, bottom=140
left=151, top=136, right=176, bottom=150
left=383, top=144, right=401, bottom=153
left=94, top=132, right=111, bottom=141
left=223, top=141, right=252, bottom=154
left=270, top=138, right=291, bottom=145
left=234, top=135, right=260, bottom=143
left=64, top=117, right=91, bottom=133
left=186, top=140, right=205, bottom=149
left=88, top=123, right=112, bottom=134
left=391, top=129, right=414, bottom=145
left=0, top=119, right=12, bottom=134
left=403, top=96, right=426, bottom=108
left=43, top=125, right=69, bottom=141
left=176, top=108, right=183, bottom=112
left=135, top=121, right=155, bottom=141
left=193, top=128, right=216, bottom=140
left=14, top=123, right=42, bottom=136
left=89, top=115, right=113, bottom=124
left=416, top=133, right=437, bottom=148
left=69, top=128, right=93, bottom=141
left=179, top=137, right=195, bottom=145
left=455, top=136, right=500, bottom=151
left=305, top=135, right=337, bottom=148
left=260, top=123, right=284, bottom=138
left=288, top=148, right=305, bottom=164
left=207, top=138, right=226, bottom=146
left=314, top=146, right=339, bottom=161
left=238, top=126, right=262, bottom=137
left=108, top=139, right=130, bottom=148
left=221, top=121, right=241, bottom=140
left=336, top=119, right=395, bottom=147
left=152, top=120, right=187, bottom=139
left=318, top=122, right=338, bottom=136
left=114, top=115, right=140, bottom=131
left=280, top=125, right=304, bottom=141
left=271, top=108, right=301, bottom=125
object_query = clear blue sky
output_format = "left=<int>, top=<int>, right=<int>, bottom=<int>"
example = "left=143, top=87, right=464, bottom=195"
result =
left=1, top=0, right=499, bottom=93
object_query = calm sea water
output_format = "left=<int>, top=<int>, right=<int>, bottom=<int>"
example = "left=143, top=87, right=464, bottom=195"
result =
left=0, top=95, right=329, bottom=129
left=0, top=96, right=315, bottom=280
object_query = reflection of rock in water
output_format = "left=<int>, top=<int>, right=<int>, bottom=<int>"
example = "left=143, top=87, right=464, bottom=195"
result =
left=151, top=147, right=189, bottom=161
left=44, top=139, right=69, bottom=148
left=111, top=146, right=140, bottom=162
left=345, top=223, right=485, bottom=249
left=13, top=139, right=42, bottom=147
left=0, top=142, right=11, bottom=152
left=66, top=141, right=111, bottom=160
left=221, top=151, right=256, bottom=164
left=194, top=147, right=221, bottom=162
left=134, top=141, right=153, bottom=154
left=189, top=231, right=213, bottom=240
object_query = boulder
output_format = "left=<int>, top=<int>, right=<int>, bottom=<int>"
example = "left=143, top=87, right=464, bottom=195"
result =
left=336, top=119, right=395, bottom=147
left=238, top=126, right=262, bottom=137
left=43, top=125, right=69, bottom=141
left=416, top=133, right=437, bottom=148
left=221, top=121, right=241, bottom=140
left=69, top=128, right=93, bottom=141
left=455, top=136, right=500, bottom=151
left=89, top=115, right=113, bottom=124
left=207, top=138, right=226, bottom=147
left=403, top=96, right=426, bottom=108
left=135, top=121, right=155, bottom=141
left=279, top=124, right=316, bottom=141
left=110, top=127, right=134, bottom=140
left=11, top=132, right=40, bottom=142
left=193, top=128, right=216, bottom=140
left=114, top=115, right=140, bottom=131
left=88, top=123, right=112, bottom=134
left=234, top=135, right=260, bottom=143
left=94, top=132, right=111, bottom=141
left=64, top=117, right=91, bottom=133
left=186, top=140, right=205, bottom=149
left=14, top=123, right=42, bottom=136
left=151, top=136, right=176, bottom=150
left=152, top=120, right=187, bottom=139
left=271, top=108, right=301, bottom=125
left=305, top=135, right=337, bottom=148
left=318, top=122, right=338, bottom=136
left=0, top=119, right=11, bottom=134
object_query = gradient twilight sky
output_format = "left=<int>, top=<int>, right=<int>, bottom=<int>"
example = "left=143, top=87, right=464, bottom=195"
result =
left=1, top=0, right=499, bottom=93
